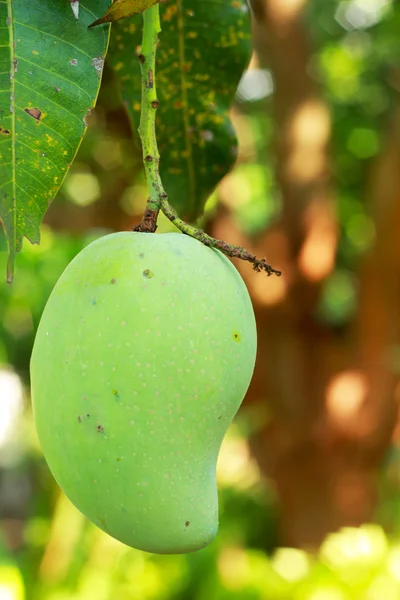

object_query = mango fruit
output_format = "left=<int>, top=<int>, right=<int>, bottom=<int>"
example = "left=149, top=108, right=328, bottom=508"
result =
left=30, top=232, right=257, bottom=553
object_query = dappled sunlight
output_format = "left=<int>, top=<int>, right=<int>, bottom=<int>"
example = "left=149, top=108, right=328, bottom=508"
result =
left=0, top=566, right=24, bottom=600
left=236, top=52, right=274, bottom=104
left=335, top=0, right=393, bottom=30
left=93, top=139, right=123, bottom=171
left=236, top=68, right=274, bottom=103
left=387, top=545, right=400, bottom=582
left=269, top=0, right=308, bottom=26
left=119, top=184, right=147, bottom=217
left=238, top=230, right=290, bottom=306
left=249, top=267, right=288, bottom=306
left=217, top=547, right=285, bottom=595
left=220, top=169, right=256, bottom=211
left=298, top=212, right=337, bottom=282
left=217, top=426, right=261, bottom=490
left=39, top=494, right=86, bottom=584
left=0, top=370, right=23, bottom=451
left=286, top=100, right=331, bottom=185
left=76, top=533, right=162, bottom=600
left=320, top=525, right=387, bottom=574
left=271, top=547, right=310, bottom=583
left=218, top=160, right=280, bottom=236
left=217, top=546, right=250, bottom=590
left=64, top=170, right=101, bottom=208
left=326, top=370, right=367, bottom=430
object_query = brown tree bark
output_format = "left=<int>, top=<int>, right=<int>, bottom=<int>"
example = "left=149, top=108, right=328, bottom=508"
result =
left=210, top=0, right=400, bottom=548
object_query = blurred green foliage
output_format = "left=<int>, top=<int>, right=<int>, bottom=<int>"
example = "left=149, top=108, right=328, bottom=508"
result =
left=2, top=0, right=400, bottom=598
left=4, top=233, right=400, bottom=599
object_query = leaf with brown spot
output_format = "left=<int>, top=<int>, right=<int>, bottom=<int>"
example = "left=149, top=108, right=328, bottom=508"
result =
left=0, top=0, right=111, bottom=282
left=89, top=0, right=161, bottom=28
left=24, top=107, right=42, bottom=121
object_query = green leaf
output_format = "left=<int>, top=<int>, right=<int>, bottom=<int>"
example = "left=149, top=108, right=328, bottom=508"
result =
left=89, top=0, right=161, bottom=28
left=0, top=0, right=111, bottom=282
left=108, top=0, right=251, bottom=221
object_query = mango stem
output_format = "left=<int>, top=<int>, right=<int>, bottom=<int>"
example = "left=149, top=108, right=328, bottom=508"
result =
left=135, top=5, right=163, bottom=232
left=134, top=6, right=281, bottom=277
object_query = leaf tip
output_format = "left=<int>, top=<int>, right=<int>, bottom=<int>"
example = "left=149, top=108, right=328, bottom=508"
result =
left=88, top=17, right=106, bottom=29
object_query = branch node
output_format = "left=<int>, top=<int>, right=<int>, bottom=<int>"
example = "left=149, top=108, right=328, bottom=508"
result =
left=147, top=69, right=154, bottom=89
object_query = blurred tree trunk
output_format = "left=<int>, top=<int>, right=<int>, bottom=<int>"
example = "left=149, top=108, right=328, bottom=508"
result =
left=210, top=0, right=400, bottom=548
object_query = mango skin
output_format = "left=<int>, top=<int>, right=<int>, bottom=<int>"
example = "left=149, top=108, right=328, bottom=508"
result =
left=30, top=232, right=257, bottom=554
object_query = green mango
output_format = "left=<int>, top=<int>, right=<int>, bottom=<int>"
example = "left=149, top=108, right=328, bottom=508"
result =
left=30, top=232, right=257, bottom=554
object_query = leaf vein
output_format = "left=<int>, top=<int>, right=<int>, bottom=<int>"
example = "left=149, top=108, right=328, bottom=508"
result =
left=15, top=105, right=75, bottom=150
left=17, top=140, right=63, bottom=176
left=14, top=21, right=94, bottom=60
left=15, top=56, right=92, bottom=99
left=17, top=166, right=51, bottom=191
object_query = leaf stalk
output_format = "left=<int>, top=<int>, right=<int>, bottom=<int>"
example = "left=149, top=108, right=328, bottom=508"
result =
left=135, top=6, right=163, bottom=231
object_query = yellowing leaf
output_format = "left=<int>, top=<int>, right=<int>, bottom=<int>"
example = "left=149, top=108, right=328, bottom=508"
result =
left=89, top=0, right=160, bottom=27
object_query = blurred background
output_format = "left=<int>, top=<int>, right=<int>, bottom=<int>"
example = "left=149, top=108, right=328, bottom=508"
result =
left=2, top=0, right=400, bottom=598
